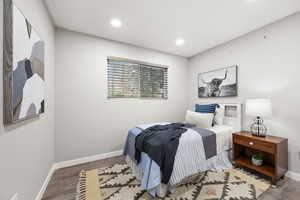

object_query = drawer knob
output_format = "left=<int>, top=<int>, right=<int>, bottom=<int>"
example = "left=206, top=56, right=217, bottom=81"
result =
left=249, top=142, right=254, bottom=146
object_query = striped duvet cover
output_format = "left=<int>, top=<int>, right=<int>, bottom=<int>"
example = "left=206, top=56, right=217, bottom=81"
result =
left=123, top=123, right=233, bottom=197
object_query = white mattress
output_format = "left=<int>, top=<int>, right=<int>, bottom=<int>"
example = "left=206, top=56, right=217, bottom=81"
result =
left=209, top=125, right=233, bottom=154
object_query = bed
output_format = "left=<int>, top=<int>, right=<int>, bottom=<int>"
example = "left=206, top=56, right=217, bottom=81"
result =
left=123, top=103, right=242, bottom=197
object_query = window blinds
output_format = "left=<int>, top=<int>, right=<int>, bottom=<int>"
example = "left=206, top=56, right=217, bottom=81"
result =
left=107, top=58, right=168, bottom=99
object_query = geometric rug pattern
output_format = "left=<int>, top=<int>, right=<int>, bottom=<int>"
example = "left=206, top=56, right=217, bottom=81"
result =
left=76, top=163, right=270, bottom=200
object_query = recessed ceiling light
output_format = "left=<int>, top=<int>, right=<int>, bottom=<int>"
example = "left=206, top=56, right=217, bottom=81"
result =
left=175, top=38, right=185, bottom=46
left=110, top=19, right=122, bottom=28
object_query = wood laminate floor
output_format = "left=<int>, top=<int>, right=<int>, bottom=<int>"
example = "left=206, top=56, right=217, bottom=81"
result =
left=42, top=156, right=300, bottom=200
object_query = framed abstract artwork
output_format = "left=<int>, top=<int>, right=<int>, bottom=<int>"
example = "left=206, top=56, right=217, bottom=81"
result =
left=3, top=0, right=45, bottom=124
left=198, top=66, right=238, bottom=98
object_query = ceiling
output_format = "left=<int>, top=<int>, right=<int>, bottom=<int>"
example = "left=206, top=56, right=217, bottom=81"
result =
left=45, top=0, right=300, bottom=57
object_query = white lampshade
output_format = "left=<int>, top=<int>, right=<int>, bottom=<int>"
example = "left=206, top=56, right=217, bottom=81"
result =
left=246, top=99, right=272, bottom=117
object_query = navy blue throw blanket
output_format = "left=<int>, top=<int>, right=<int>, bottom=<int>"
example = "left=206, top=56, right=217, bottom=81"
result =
left=135, top=123, right=188, bottom=184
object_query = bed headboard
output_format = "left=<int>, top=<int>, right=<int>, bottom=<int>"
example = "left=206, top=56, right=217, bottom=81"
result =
left=219, top=103, right=242, bottom=132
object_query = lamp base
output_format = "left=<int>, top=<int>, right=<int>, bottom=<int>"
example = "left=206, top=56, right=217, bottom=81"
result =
left=250, top=117, right=267, bottom=137
left=252, top=133, right=266, bottom=137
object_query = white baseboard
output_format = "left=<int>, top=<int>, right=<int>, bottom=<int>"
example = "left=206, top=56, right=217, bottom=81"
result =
left=34, top=165, right=56, bottom=200
left=53, top=150, right=123, bottom=170
left=35, top=150, right=123, bottom=200
left=286, top=170, right=300, bottom=182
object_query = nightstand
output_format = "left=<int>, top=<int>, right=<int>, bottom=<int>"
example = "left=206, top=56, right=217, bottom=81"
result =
left=233, top=131, right=288, bottom=185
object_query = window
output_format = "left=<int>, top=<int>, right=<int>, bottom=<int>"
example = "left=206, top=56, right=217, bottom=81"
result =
left=107, top=57, right=168, bottom=99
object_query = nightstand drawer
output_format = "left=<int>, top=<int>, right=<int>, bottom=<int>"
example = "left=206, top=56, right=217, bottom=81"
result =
left=234, top=135, right=275, bottom=154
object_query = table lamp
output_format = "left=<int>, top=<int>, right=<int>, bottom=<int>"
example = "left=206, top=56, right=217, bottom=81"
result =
left=246, top=99, right=272, bottom=137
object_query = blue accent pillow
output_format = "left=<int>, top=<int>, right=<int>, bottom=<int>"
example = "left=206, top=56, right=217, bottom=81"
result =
left=195, top=104, right=220, bottom=113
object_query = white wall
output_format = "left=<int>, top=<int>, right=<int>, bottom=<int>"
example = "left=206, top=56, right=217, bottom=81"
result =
left=188, top=13, right=300, bottom=174
left=55, top=29, right=188, bottom=162
left=1, top=1, right=299, bottom=198
left=0, top=0, right=55, bottom=200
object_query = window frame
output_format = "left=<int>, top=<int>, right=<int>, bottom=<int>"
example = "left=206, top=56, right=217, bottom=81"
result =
left=107, top=57, right=168, bottom=99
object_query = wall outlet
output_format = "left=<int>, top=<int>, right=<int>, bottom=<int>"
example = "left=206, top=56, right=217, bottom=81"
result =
left=10, top=193, right=18, bottom=200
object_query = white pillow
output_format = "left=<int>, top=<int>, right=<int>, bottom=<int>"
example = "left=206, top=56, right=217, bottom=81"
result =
left=185, top=110, right=214, bottom=129
left=214, top=105, right=225, bottom=125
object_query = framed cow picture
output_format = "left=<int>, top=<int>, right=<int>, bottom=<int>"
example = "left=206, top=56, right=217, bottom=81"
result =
left=198, top=66, right=238, bottom=98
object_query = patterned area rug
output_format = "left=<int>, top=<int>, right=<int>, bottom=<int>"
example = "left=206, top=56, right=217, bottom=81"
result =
left=76, top=163, right=270, bottom=200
